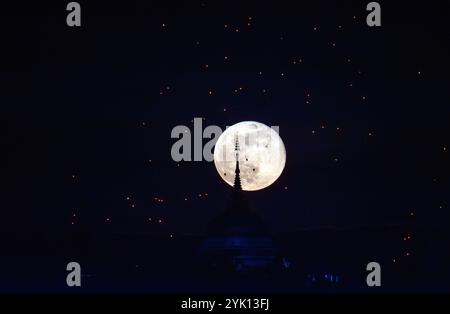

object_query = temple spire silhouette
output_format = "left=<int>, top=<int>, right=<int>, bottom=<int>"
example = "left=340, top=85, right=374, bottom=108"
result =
left=233, top=134, right=242, bottom=192
left=199, top=134, right=281, bottom=274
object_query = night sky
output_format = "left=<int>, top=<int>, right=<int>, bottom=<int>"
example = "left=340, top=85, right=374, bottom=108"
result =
left=2, top=0, right=450, bottom=292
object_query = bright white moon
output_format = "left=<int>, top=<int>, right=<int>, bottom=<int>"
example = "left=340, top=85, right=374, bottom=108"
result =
left=213, top=121, right=286, bottom=191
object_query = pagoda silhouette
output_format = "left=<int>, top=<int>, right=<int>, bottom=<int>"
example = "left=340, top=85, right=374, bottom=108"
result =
left=198, top=135, right=283, bottom=274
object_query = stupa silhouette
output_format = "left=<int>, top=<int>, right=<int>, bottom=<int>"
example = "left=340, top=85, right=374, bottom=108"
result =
left=199, top=136, right=282, bottom=274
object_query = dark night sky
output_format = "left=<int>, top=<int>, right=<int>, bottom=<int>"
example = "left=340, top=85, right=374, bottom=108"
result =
left=1, top=1, right=449, bottom=285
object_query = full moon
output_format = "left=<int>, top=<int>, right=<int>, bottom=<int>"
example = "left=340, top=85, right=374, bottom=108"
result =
left=213, top=121, right=286, bottom=191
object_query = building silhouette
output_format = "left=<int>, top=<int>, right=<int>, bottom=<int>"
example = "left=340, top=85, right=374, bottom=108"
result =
left=199, top=136, right=283, bottom=274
